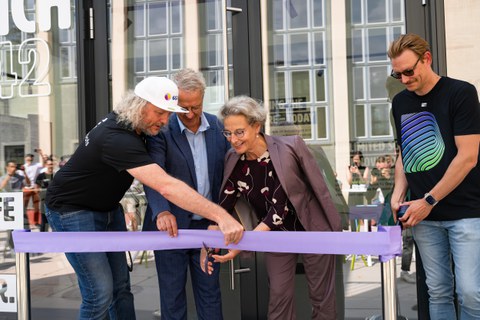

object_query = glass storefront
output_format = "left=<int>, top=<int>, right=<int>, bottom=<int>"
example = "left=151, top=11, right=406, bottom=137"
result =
left=0, top=0, right=78, bottom=168
left=1, top=0, right=480, bottom=318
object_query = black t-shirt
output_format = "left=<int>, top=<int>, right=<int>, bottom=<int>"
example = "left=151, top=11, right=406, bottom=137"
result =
left=392, top=77, right=480, bottom=220
left=46, top=112, right=154, bottom=212
left=36, top=172, right=54, bottom=189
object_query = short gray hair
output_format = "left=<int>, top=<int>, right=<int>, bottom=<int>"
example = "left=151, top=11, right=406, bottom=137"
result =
left=173, top=68, right=206, bottom=94
left=113, top=91, right=149, bottom=130
left=219, top=95, right=267, bottom=126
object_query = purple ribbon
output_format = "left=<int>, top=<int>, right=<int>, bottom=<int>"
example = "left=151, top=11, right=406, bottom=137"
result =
left=13, top=226, right=401, bottom=262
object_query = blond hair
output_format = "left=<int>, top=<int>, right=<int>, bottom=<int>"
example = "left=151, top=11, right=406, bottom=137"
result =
left=388, top=33, right=431, bottom=59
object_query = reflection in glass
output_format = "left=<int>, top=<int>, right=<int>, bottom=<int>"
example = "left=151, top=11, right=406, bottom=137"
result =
left=355, top=104, right=366, bottom=137
left=367, top=0, right=386, bottom=23
left=314, top=32, right=324, bottom=65
left=313, top=0, right=324, bottom=27
left=288, top=0, right=308, bottom=29
left=149, top=39, right=167, bottom=71
left=134, top=40, right=145, bottom=73
left=171, top=38, right=181, bottom=70
left=392, top=0, right=403, bottom=22
left=352, top=29, right=363, bottom=63
left=371, top=103, right=390, bottom=136
left=148, top=2, right=167, bottom=35
left=292, top=71, right=310, bottom=102
left=369, top=66, right=388, bottom=99
left=134, top=4, right=145, bottom=37
left=368, top=28, right=387, bottom=61
left=315, top=70, right=326, bottom=102
left=317, top=107, right=327, bottom=139
left=289, top=33, right=309, bottom=66
left=273, top=35, right=285, bottom=66
left=272, top=0, right=284, bottom=30
left=171, top=1, right=181, bottom=34
left=351, top=0, right=362, bottom=24
left=353, top=67, right=365, bottom=100
left=274, top=72, right=286, bottom=100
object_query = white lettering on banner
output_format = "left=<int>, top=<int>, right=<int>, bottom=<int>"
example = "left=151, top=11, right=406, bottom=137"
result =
left=0, top=0, right=72, bottom=36
left=0, top=193, right=24, bottom=231
left=0, top=275, right=17, bottom=313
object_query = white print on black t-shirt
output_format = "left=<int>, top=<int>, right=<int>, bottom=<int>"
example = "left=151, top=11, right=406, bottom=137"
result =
left=85, top=117, right=108, bottom=146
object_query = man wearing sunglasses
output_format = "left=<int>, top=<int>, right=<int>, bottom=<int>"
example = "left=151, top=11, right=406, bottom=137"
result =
left=388, top=33, right=480, bottom=319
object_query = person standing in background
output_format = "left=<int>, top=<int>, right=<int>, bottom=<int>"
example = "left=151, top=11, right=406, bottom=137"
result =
left=35, top=158, right=55, bottom=232
left=389, top=33, right=480, bottom=319
left=21, top=151, right=45, bottom=227
left=346, top=150, right=370, bottom=206
left=143, top=69, right=230, bottom=320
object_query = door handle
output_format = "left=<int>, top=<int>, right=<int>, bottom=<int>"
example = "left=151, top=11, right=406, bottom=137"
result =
left=229, top=260, right=252, bottom=290
left=226, top=6, right=242, bottom=14
left=234, top=267, right=251, bottom=274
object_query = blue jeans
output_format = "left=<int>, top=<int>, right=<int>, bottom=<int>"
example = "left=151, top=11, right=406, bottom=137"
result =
left=154, top=219, right=223, bottom=320
left=45, top=206, right=135, bottom=320
left=412, top=218, right=480, bottom=320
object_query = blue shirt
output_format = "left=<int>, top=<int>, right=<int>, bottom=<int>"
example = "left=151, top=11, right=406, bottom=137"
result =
left=177, top=113, right=211, bottom=220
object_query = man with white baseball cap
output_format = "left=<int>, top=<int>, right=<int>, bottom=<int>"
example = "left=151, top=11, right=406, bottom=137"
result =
left=44, top=76, right=244, bottom=320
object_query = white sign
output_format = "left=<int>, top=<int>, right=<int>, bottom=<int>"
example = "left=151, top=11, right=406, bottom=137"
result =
left=0, top=275, right=17, bottom=313
left=0, top=192, right=24, bottom=231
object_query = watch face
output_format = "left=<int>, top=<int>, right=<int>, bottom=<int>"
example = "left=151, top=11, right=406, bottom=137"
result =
left=425, top=194, right=437, bottom=205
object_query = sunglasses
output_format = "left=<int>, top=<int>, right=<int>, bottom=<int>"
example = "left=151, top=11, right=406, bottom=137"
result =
left=390, top=55, right=422, bottom=79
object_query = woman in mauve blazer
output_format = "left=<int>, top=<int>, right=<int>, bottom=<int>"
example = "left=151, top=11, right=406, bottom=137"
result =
left=209, top=96, right=341, bottom=320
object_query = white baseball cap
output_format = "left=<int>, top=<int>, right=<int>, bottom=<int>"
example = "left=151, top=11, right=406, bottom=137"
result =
left=134, top=77, right=188, bottom=113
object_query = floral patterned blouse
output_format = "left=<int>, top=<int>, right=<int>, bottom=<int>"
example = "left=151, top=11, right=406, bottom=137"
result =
left=219, top=150, right=305, bottom=231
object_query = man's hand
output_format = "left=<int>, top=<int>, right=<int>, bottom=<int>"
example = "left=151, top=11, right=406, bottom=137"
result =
left=156, top=211, right=178, bottom=237
left=216, top=214, right=244, bottom=245
left=124, top=212, right=138, bottom=231
left=398, top=198, right=432, bottom=228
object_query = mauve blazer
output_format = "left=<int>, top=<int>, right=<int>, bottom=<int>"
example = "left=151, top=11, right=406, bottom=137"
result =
left=220, top=134, right=342, bottom=232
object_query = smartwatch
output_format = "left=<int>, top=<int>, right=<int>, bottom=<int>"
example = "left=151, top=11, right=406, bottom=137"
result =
left=424, top=193, right=438, bottom=206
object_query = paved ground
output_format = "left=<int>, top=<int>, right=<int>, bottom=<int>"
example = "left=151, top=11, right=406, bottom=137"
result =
left=0, top=231, right=418, bottom=320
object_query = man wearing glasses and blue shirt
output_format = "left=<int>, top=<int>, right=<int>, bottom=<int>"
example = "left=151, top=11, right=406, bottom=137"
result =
left=388, top=33, right=480, bottom=319
left=143, top=69, right=230, bottom=320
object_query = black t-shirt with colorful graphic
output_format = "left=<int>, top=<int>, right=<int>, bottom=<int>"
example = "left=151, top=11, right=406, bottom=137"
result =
left=392, top=77, right=480, bottom=220
left=46, top=112, right=154, bottom=212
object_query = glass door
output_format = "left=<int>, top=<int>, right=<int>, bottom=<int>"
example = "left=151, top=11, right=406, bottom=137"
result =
left=107, top=1, right=254, bottom=318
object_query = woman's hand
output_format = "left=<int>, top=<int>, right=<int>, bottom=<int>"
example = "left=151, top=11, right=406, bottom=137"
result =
left=212, top=249, right=241, bottom=263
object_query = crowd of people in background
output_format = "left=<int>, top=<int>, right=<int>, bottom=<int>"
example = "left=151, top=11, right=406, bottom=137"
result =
left=0, top=150, right=72, bottom=232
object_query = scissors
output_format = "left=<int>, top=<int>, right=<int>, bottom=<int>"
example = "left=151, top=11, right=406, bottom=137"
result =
left=202, top=242, right=215, bottom=275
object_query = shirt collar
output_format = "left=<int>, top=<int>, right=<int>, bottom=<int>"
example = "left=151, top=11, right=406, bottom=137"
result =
left=176, top=113, right=210, bottom=134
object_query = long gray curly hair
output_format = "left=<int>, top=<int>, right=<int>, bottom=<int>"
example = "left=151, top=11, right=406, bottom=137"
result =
left=113, top=91, right=149, bottom=130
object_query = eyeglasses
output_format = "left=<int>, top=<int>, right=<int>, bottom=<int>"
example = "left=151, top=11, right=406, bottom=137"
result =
left=222, top=128, right=246, bottom=139
left=390, top=55, right=422, bottom=79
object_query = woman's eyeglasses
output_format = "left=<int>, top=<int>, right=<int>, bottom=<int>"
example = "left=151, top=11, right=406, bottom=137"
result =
left=222, top=128, right=246, bottom=139
left=390, top=55, right=422, bottom=79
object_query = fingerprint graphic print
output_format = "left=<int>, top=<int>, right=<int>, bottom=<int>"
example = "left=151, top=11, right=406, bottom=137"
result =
left=401, top=111, right=444, bottom=173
